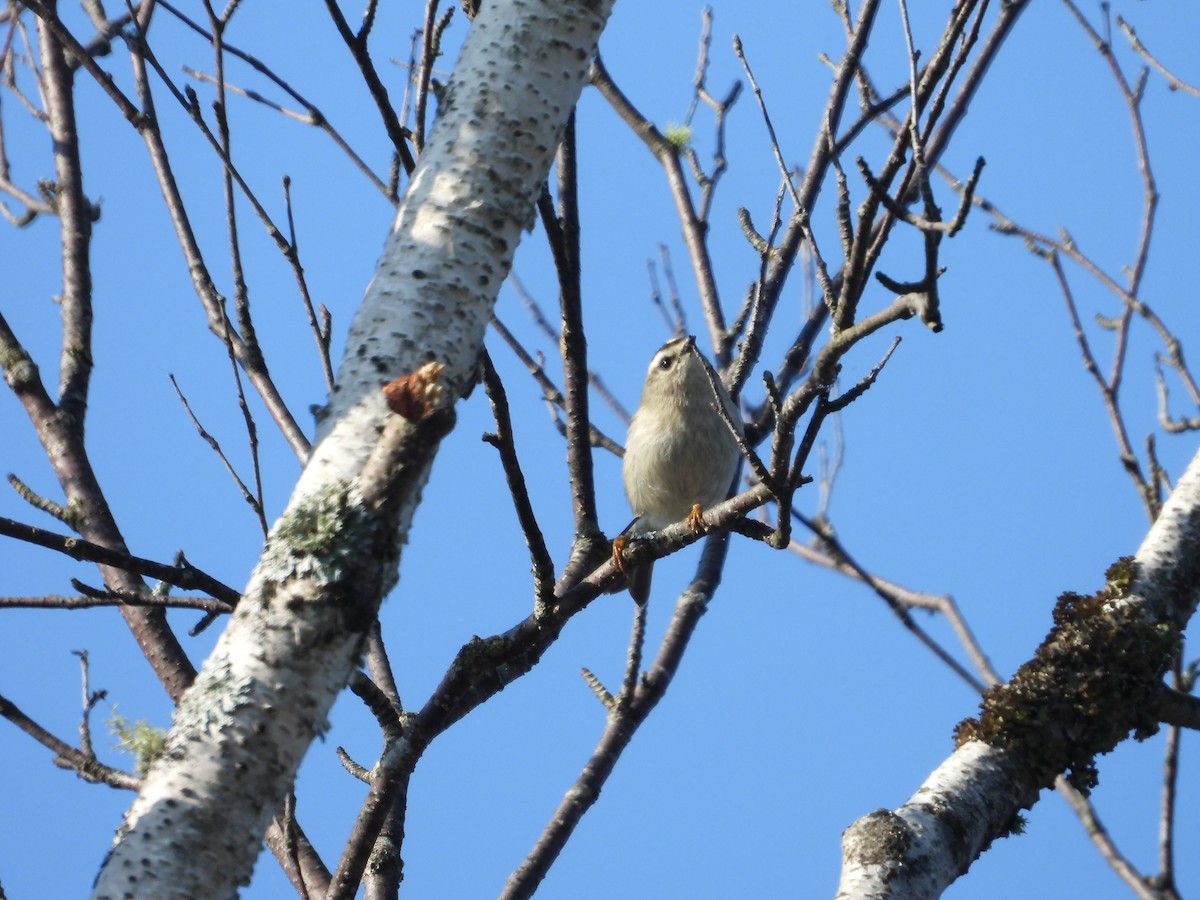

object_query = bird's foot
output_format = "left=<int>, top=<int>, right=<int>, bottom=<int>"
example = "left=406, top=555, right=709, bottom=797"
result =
left=612, top=535, right=628, bottom=573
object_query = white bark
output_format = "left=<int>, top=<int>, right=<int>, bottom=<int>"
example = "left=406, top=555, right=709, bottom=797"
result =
left=298, top=0, right=609, bottom=499
left=835, top=447, right=1200, bottom=899
left=1121, top=447, right=1200, bottom=626
left=92, top=1, right=614, bottom=897
left=836, top=741, right=1035, bottom=900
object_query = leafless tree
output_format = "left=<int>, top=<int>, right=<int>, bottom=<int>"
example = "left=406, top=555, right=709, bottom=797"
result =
left=1, top=1, right=1197, bottom=897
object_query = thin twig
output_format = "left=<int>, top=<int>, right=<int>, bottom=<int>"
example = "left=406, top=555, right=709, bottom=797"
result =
left=489, top=316, right=624, bottom=456
left=321, top=0, right=415, bottom=174
left=0, top=516, right=240, bottom=605
left=169, top=373, right=268, bottom=535
left=282, top=176, right=336, bottom=393
left=502, top=533, right=732, bottom=900
left=1057, top=778, right=1165, bottom=900
left=0, top=690, right=139, bottom=790
left=588, top=52, right=727, bottom=357
left=1117, top=15, right=1200, bottom=97
left=479, top=350, right=556, bottom=612
left=791, top=507, right=987, bottom=693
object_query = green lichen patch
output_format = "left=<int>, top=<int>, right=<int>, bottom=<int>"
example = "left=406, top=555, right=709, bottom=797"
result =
left=955, top=557, right=1179, bottom=794
left=663, top=122, right=693, bottom=148
left=261, top=482, right=379, bottom=587
left=108, top=709, right=168, bottom=777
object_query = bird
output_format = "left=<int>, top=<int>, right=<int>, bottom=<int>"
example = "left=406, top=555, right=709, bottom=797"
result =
left=614, top=335, right=743, bottom=604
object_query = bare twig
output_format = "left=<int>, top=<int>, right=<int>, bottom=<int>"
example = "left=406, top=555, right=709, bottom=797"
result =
left=413, top=1, right=454, bottom=154
left=785, top=534, right=999, bottom=688
left=588, top=51, right=728, bottom=359
left=0, top=690, right=138, bottom=790
left=479, top=350, right=555, bottom=612
left=0, top=589, right=231, bottom=614
left=321, top=0, right=415, bottom=175
left=0, top=516, right=239, bottom=605
left=489, top=316, right=624, bottom=456
left=502, top=535, right=730, bottom=900
left=792, top=507, right=987, bottom=692
left=1056, top=778, right=1168, bottom=900
left=158, top=0, right=389, bottom=196
left=733, top=34, right=800, bottom=213
left=281, top=176, right=336, bottom=393
left=1117, top=15, right=1200, bottom=97
left=169, top=373, right=268, bottom=536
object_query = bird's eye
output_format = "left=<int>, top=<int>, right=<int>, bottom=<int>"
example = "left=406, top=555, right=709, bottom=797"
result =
left=658, top=356, right=673, bottom=370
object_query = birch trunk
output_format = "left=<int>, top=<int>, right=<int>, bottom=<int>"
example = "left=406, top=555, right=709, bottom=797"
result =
left=91, top=1, right=615, bottom=896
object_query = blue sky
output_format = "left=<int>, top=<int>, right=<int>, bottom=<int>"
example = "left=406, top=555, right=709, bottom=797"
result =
left=3, top=1, right=1199, bottom=897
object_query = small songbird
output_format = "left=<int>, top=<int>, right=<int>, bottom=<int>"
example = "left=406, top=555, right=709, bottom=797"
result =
left=615, top=336, right=743, bottom=604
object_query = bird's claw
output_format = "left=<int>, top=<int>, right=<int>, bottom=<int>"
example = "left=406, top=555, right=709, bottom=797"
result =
left=612, top=535, right=628, bottom=573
